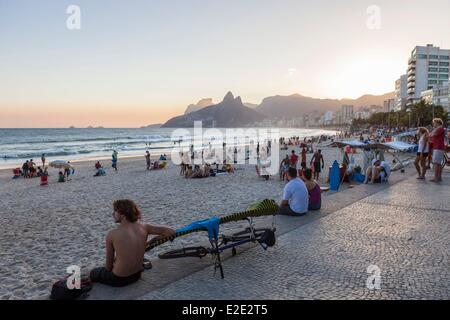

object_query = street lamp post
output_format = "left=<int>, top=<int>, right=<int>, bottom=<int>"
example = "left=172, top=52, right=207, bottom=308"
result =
left=406, top=108, right=412, bottom=129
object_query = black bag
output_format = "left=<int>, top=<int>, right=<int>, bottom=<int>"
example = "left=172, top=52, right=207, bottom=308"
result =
left=50, top=277, right=93, bottom=300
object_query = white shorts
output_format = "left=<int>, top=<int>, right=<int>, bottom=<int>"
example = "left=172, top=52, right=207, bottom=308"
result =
left=432, top=150, right=444, bottom=165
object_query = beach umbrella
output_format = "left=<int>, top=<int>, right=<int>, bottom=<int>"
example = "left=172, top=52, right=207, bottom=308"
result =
left=49, top=160, right=74, bottom=170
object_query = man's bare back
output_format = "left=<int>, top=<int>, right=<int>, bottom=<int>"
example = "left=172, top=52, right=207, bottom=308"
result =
left=90, top=199, right=175, bottom=287
left=107, top=223, right=176, bottom=277
left=107, top=223, right=148, bottom=277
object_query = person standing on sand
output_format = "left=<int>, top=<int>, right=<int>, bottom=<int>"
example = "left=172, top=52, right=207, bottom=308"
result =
left=90, top=199, right=175, bottom=287
left=290, top=150, right=298, bottom=169
left=145, top=151, right=151, bottom=170
left=112, top=150, right=118, bottom=172
left=429, top=118, right=445, bottom=182
left=41, top=154, right=46, bottom=169
left=300, top=147, right=307, bottom=169
left=310, top=149, right=324, bottom=180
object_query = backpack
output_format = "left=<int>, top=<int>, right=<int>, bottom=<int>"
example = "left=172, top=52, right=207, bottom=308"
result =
left=50, top=276, right=93, bottom=300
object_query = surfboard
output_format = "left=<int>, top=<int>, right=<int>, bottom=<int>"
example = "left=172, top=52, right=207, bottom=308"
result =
left=329, top=160, right=341, bottom=191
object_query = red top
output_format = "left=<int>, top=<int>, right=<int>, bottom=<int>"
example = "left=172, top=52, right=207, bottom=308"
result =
left=301, top=150, right=306, bottom=163
left=431, top=127, right=445, bottom=150
left=290, top=154, right=298, bottom=166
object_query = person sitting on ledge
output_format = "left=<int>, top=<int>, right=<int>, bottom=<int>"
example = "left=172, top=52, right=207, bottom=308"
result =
left=302, top=168, right=321, bottom=211
left=90, top=199, right=175, bottom=287
left=364, top=159, right=388, bottom=184
left=278, top=167, right=308, bottom=216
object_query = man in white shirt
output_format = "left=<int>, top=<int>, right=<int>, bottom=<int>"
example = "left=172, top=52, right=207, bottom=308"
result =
left=279, top=167, right=309, bottom=216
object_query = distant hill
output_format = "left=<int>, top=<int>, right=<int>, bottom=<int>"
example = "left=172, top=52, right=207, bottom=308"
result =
left=184, top=98, right=214, bottom=114
left=256, top=92, right=394, bottom=118
left=244, top=102, right=259, bottom=109
left=141, top=123, right=162, bottom=129
left=162, top=92, right=265, bottom=128
left=341, top=92, right=395, bottom=107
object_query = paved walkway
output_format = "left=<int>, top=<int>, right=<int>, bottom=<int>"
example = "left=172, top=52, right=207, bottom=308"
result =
left=86, top=168, right=409, bottom=299
left=140, top=172, right=449, bottom=300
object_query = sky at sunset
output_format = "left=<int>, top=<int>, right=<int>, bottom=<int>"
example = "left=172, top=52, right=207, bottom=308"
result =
left=1, top=0, right=449, bottom=128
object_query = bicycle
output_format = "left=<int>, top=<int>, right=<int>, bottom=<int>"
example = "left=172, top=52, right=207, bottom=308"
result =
left=145, top=199, right=279, bottom=278
left=158, top=217, right=276, bottom=279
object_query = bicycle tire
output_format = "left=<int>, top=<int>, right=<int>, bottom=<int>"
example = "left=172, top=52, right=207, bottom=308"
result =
left=228, top=228, right=272, bottom=242
left=441, top=154, right=449, bottom=168
left=158, top=246, right=208, bottom=259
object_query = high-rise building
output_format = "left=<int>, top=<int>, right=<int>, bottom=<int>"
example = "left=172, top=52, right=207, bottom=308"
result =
left=341, top=105, right=354, bottom=124
left=395, top=74, right=408, bottom=111
left=420, top=81, right=450, bottom=112
left=407, top=44, right=450, bottom=106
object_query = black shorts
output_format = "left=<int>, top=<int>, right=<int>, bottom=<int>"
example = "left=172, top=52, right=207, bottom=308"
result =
left=90, top=267, right=142, bottom=287
left=278, top=205, right=306, bottom=217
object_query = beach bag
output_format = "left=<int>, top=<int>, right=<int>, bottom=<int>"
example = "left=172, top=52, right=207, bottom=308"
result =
left=50, top=276, right=92, bottom=300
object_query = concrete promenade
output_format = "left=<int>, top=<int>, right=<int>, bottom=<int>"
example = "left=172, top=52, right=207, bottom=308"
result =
left=138, top=171, right=449, bottom=300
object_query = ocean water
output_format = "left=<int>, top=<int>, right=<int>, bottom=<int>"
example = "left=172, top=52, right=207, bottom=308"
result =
left=0, top=127, right=336, bottom=169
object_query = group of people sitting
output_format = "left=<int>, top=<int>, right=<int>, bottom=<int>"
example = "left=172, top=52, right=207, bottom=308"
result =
left=94, top=161, right=106, bottom=177
left=145, top=151, right=168, bottom=171
left=13, top=159, right=45, bottom=179
left=182, top=161, right=235, bottom=179
left=279, top=167, right=322, bottom=216
left=363, top=159, right=391, bottom=184
left=185, top=164, right=213, bottom=179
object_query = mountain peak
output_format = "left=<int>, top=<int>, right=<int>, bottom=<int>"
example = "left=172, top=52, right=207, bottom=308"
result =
left=223, top=91, right=235, bottom=102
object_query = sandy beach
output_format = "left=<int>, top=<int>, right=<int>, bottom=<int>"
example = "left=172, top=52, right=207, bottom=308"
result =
left=0, top=143, right=405, bottom=299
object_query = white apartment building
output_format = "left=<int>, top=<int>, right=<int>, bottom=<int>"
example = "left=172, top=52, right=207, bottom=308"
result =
left=341, top=105, right=354, bottom=124
left=421, top=81, right=450, bottom=112
left=322, top=111, right=333, bottom=125
left=407, top=44, right=450, bottom=106
left=395, top=74, right=408, bottom=111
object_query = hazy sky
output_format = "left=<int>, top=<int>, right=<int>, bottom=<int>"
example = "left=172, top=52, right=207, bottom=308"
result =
left=1, top=0, right=449, bottom=127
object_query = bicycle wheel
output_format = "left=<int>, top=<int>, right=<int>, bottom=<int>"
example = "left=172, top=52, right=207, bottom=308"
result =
left=441, top=153, right=449, bottom=168
left=158, top=246, right=208, bottom=259
left=229, top=228, right=273, bottom=242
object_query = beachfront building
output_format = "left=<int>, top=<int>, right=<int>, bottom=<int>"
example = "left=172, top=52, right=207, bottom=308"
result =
left=383, top=99, right=396, bottom=112
left=340, top=105, right=354, bottom=124
left=354, top=109, right=371, bottom=120
left=420, top=81, right=450, bottom=112
left=395, top=74, right=408, bottom=111
left=322, top=111, right=333, bottom=125
left=407, top=44, right=450, bottom=106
